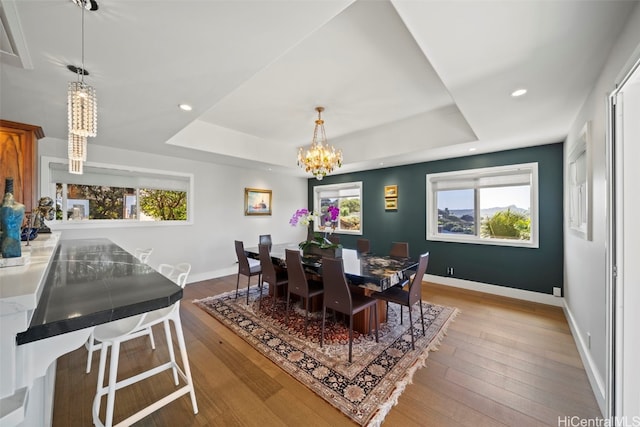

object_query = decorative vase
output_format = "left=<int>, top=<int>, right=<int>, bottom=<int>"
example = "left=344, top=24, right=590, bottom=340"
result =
left=0, top=178, right=25, bottom=258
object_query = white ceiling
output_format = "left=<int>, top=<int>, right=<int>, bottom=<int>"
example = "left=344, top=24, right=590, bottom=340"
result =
left=1, top=0, right=636, bottom=178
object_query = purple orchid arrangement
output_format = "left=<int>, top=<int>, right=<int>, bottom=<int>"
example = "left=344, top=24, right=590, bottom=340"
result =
left=289, top=208, right=316, bottom=227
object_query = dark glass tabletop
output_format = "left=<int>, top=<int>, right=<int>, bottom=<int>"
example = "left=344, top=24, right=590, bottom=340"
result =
left=245, top=243, right=417, bottom=291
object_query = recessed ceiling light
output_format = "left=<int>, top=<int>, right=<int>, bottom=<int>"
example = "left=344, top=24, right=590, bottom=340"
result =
left=511, top=88, right=527, bottom=97
left=469, top=148, right=477, bottom=152
left=178, top=104, right=192, bottom=111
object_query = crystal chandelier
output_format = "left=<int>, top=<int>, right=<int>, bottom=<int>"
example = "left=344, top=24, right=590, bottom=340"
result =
left=297, top=107, right=343, bottom=180
left=67, top=0, right=98, bottom=174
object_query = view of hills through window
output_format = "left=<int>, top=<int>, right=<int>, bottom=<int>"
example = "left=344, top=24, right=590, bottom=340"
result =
left=437, top=185, right=531, bottom=240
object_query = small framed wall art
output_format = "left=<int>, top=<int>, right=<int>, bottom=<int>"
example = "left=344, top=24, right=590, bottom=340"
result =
left=244, top=188, right=272, bottom=216
left=384, top=185, right=398, bottom=198
left=385, top=198, right=398, bottom=210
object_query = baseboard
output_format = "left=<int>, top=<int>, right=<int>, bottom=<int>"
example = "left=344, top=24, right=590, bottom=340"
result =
left=424, top=274, right=564, bottom=307
left=562, top=301, right=606, bottom=415
left=185, top=266, right=237, bottom=286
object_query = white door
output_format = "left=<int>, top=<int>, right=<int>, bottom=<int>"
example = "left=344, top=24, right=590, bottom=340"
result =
left=610, top=59, right=640, bottom=418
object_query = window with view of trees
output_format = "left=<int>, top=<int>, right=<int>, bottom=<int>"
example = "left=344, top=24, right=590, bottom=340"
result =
left=426, top=163, right=538, bottom=248
left=46, top=160, right=191, bottom=224
left=313, top=181, right=362, bottom=235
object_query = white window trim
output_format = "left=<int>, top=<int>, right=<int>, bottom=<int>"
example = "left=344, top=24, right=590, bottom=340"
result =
left=40, top=156, right=194, bottom=229
left=426, top=163, right=539, bottom=248
left=313, top=181, right=363, bottom=236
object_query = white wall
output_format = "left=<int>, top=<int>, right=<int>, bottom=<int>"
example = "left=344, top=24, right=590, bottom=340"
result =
left=38, top=138, right=309, bottom=283
left=564, top=3, right=640, bottom=413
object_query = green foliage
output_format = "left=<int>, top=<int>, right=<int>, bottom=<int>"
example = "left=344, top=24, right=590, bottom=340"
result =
left=481, top=209, right=530, bottom=240
left=339, top=198, right=360, bottom=214
left=139, top=189, right=187, bottom=220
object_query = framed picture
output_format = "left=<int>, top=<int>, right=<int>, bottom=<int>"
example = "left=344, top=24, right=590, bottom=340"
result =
left=384, top=185, right=398, bottom=198
left=385, top=198, right=397, bottom=210
left=568, top=121, right=591, bottom=240
left=244, top=188, right=272, bottom=216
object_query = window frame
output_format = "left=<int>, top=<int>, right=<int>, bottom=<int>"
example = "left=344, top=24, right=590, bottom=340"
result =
left=313, top=181, right=363, bottom=236
left=41, top=156, right=194, bottom=228
left=426, top=163, right=539, bottom=248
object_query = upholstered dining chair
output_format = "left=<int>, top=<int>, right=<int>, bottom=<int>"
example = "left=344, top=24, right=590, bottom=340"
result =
left=389, top=241, right=410, bottom=258
left=235, top=240, right=262, bottom=304
left=372, top=252, right=429, bottom=350
left=285, top=249, right=324, bottom=336
left=321, top=257, right=379, bottom=363
left=258, top=244, right=288, bottom=311
left=356, top=238, right=370, bottom=254
left=259, top=234, right=272, bottom=250
left=91, top=262, right=197, bottom=427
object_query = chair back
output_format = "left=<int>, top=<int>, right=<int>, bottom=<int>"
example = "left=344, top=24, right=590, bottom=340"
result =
left=259, top=234, right=272, bottom=250
left=356, top=238, right=370, bottom=253
left=389, top=241, right=409, bottom=258
left=259, top=244, right=277, bottom=286
left=235, top=240, right=252, bottom=275
left=158, top=262, right=192, bottom=288
left=321, top=257, right=352, bottom=315
left=285, top=249, right=309, bottom=296
left=135, top=248, right=153, bottom=264
left=408, top=252, right=429, bottom=305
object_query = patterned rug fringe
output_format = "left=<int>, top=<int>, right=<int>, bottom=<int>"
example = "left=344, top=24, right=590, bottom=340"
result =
left=194, top=284, right=459, bottom=426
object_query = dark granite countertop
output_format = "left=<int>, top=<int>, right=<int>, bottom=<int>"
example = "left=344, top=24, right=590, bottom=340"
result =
left=16, top=238, right=182, bottom=345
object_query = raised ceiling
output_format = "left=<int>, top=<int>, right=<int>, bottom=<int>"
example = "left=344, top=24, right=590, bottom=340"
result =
left=1, top=0, right=636, bottom=177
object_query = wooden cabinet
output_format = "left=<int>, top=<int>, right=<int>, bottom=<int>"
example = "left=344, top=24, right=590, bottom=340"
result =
left=0, top=120, right=44, bottom=214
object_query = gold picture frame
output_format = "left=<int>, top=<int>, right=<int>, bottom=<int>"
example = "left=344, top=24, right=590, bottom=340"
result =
left=385, top=198, right=397, bottom=210
left=244, top=188, right=272, bottom=216
left=384, top=185, right=398, bottom=198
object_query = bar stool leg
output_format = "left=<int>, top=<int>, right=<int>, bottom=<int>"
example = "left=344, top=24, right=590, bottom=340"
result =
left=105, top=341, right=121, bottom=427
left=173, top=314, right=199, bottom=413
left=163, top=321, right=179, bottom=385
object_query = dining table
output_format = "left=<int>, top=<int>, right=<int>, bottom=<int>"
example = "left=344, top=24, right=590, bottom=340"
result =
left=244, top=242, right=418, bottom=331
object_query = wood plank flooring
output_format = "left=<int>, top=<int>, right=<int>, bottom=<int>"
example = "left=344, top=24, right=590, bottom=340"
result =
left=52, top=276, right=601, bottom=426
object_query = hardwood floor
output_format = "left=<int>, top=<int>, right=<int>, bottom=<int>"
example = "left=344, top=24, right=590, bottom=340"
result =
left=53, top=276, right=601, bottom=426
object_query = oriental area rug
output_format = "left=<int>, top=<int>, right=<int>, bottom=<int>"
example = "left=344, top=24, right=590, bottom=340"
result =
left=194, top=285, right=458, bottom=426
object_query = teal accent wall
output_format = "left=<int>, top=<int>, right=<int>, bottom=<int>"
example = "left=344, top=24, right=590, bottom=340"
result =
left=307, top=143, right=564, bottom=295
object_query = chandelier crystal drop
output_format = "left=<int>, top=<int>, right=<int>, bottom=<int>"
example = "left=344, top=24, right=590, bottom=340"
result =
left=68, top=133, right=87, bottom=161
left=68, top=80, right=97, bottom=137
left=297, top=106, right=343, bottom=180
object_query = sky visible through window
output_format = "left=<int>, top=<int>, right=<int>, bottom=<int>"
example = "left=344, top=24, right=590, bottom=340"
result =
left=437, top=186, right=530, bottom=211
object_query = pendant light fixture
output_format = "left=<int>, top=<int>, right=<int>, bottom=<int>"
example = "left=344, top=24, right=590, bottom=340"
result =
left=297, top=107, right=343, bottom=180
left=67, top=0, right=98, bottom=174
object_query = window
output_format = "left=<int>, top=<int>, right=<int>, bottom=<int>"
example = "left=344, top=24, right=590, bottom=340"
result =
left=43, top=158, right=192, bottom=226
left=426, top=163, right=538, bottom=248
left=313, top=181, right=362, bottom=235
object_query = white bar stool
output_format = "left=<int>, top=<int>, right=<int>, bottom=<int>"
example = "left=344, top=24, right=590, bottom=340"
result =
left=91, top=263, right=197, bottom=427
left=85, top=248, right=156, bottom=373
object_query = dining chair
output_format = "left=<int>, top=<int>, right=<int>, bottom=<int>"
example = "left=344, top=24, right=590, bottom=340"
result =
left=372, top=252, right=429, bottom=350
left=235, top=240, right=262, bottom=304
left=259, top=234, right=272, bottom=250
left=356, top=238, right=370, bottom=254
left=91, top=262, right=197, bottom=427
left=85, top=246, right=156, bottom=373
left=258, top=244, right=288, bottom=311
left=389, top=241, right=409, bottom=258
left=285, top=249, right=324, bottom=336
left=321, top=257, right=379, bottom=363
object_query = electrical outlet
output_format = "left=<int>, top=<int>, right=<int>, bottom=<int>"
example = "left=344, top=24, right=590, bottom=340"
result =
left=447, top=267, right=454, bottom=276
left=553, top=287, right=562, bottom=297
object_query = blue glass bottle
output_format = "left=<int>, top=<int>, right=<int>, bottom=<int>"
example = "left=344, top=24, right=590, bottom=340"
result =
left=0, top=178, right=25, bottom=258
